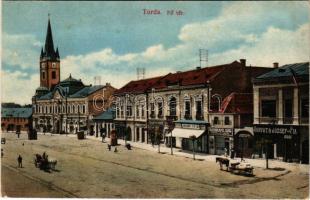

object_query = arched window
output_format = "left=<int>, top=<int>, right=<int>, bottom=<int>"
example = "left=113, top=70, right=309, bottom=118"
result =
left=72, top=105, right=76, bottom=113
left=184, top=95, right=191, bottom=119
left=169, top=96, right=177, bottom=116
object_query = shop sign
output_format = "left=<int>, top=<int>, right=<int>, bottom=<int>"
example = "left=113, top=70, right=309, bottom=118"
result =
left=284, top=135, right=292, bottom=139
left=181, top=123, right=203, bottom=130
left=253, top=125, right=298, bottom=135
left=209, top=128, right=233, bottom=136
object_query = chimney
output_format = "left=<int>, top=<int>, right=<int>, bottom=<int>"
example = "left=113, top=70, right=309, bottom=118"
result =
left=273, top=62, right=279, bottom=68
left=196, top=66, right=201, bottom=70
left=240, top=59, right=246, bottom=67
left=106, top=82, right=111, bottom=86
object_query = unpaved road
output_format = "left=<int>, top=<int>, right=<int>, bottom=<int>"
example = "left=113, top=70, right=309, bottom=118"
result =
left=1, top=132, right=309, bottom=198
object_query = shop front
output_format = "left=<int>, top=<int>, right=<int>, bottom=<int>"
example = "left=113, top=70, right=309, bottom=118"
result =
left=234, top=127, right=254, bottom=158
left=253, top=124, right=300, bottom=162
left=114, top=121, right=126, bottom=139
left=208, top=128, right=233, bottom=156
left=167, top=120, right=209, bottom=153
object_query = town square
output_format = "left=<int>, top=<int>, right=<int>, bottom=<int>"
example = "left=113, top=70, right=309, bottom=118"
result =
left=1, top=1, right=309, bottom=199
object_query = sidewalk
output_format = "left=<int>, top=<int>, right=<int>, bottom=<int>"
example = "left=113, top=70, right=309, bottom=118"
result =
left=38, top=132, right=309, bottom=172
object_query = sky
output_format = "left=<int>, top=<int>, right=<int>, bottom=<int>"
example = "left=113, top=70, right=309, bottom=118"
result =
left=1, top=1, right=309, bottom=105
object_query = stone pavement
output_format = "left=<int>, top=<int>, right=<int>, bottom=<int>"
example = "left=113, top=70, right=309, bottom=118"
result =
left=38, top=132, right=309, bottom=173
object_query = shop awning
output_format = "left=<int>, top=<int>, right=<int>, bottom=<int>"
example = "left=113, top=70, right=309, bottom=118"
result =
left=167, top=128, right=205, bottom=138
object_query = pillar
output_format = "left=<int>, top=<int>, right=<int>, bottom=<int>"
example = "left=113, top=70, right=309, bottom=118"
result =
left=278, top=89, right=283, bottom=124
left=293, top=87, right=299, bottom=125
left=139, top=127, right=142, bottom=142
left=253, top=87, right=260, bottom=124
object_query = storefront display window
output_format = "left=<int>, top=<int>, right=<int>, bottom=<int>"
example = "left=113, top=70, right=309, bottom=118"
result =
left=261, top=100, right=276, bottom=117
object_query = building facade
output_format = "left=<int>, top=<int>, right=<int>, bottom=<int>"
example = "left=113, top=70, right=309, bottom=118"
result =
left=253, top=62, right=309, bottom=163
left=1, top=108, right=32, bottom=133
left=32, top=18, right=116, bottom=134
left=113, top=59, right=272, bottom=155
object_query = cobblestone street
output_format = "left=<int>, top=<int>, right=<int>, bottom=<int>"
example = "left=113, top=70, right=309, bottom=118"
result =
left=1, top=132, right=309, bottom=198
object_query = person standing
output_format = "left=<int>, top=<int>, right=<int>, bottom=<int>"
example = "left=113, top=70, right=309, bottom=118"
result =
left=17, top=155, right=22, bottom=168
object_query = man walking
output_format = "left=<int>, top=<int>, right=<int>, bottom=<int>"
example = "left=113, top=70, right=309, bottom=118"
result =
left=17, top=155, right=23, bottom=168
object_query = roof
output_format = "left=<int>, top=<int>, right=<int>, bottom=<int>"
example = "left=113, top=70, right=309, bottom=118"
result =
left=152, top=63, right=230, bottom=90
left=254, top=62, right=309, bottom=84
left=1, top=107, right=32, bottom=118
left=69, top=85, right=104, bottom=98
left=114, top=76, right=163, bottom=95
left=93, top=108, right=115, bottom=120
left=211, top=93, right=253, bottom=114
left=41, top=18, right=59, bottom=60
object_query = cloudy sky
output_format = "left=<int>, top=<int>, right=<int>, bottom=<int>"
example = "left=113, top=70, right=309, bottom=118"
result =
left=2, top=1, right=309, bottom=105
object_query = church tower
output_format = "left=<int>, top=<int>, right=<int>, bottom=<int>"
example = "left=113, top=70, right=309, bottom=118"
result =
left=40, top=16, right=60, bottom=90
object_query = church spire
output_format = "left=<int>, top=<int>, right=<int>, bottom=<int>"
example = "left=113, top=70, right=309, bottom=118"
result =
left=44, top=15, right=56, bottom=59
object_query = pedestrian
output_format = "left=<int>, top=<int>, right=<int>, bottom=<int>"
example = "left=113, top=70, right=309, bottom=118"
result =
left=108, top=144, right=111, bottom=151
left=16, top=130, right=20, bottom=138
left=17, top=155, right=22, bottom=168
left=1, top=149, right=3, bottom=158
left=114, top=147, right=118, bottom=153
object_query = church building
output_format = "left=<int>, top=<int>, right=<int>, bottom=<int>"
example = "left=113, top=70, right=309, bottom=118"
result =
left=32, top=17, right=116, bottom=134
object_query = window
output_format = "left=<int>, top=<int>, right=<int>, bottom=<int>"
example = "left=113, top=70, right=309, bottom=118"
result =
left=213, top=117, right=219, bottom=125
left=224, top=116, right=230, bottom=125
left=52, top=71, right=56, bottom=79
left=196, top=100, right=203, bottom=120
left=301, top=98, right=309, bottom=118
left=158, top=102, right=163, bottom=118
left=169, top=97, right=177, bottom=116
left=185, top=101, right=191, bottom=119
left=136, top=105, right=139, bottom=117
left=261, top=100, right=276, bottom=117
left=52, top=63, right=56, bottom=68
left=42, top=71, right=46, bottom=79
left=150, top=103, right=155, bottom=118
left=73, top=105, right=76, bottom=113
left=126, top=105, right=132, bottom=117
left=141, top=105, right=145, bottom=117
left=116, top=107, right=120, bottom=118
left=284, top=99, right=292, bottom=118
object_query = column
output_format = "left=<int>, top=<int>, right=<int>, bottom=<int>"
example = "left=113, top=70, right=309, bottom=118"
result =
left=278, top=89, right=283, bottom=124
left=293, top=87, right=299, bottom=125
left=274, top=143, right=277, bottom=159
left=139, top=127, right=142, bottom=142
left=253, top=87, right=260, bottom=124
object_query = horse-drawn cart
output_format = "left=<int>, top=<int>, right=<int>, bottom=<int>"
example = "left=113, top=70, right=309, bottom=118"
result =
left=216, top=156, right=254, bottom=176
left=34, top=153, right=57, bottom=170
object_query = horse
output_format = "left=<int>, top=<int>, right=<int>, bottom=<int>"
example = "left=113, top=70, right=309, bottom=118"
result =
left=216, top=157, right=230, bottom=171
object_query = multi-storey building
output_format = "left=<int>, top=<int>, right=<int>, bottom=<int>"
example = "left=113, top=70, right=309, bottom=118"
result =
left=253, top=62, right=309, bottom=163
left=209, top=93, right=254, bottom=157
left=1, top=107, right=32, bottom=133
left=113, top=59, right=272, bottom=154
left=147, top=60, right=271, bottom=153
left=32, top=17, right=116, bottom=134
left=113, top=76, right=163, bottom=142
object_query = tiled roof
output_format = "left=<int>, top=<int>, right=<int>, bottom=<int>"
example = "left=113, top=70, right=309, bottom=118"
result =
left=93, top=108, right=115, bottom=120
left=215, top=93, right=253, bottom=114
left=114, top=76, right=163, bottom=95
left=69, top=85, right=104, bottom=98
left=37, top=85, right=104, bottom=100
left=255, top=62, right=309, bottom=80
left=152, top=63, right=231, bottom=89
left=1, top=108, right=32, bottom=118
